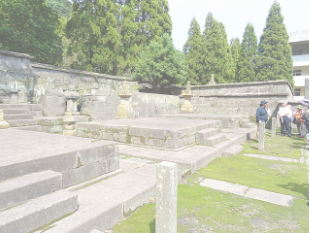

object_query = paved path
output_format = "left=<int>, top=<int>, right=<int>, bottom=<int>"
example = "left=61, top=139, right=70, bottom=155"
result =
left=200, top=178, right=295, bottom=207
left=243, top=153, right=299, bottom=163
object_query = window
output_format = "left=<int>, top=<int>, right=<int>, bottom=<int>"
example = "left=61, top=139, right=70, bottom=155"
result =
left=292, top=50, right=302, bottom=55
left=293, top=69, right=302, bottom=76
left=294, top=88, right=301, bottom=96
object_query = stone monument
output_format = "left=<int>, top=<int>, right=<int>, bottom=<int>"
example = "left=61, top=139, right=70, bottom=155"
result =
left=64, top=86, right=81, bottom=116
left=10, top=86, right=19, bottom=104
left=0, top=110, right=10, bottom=129
left=271, top=117, right=276, bottom=137
left=209, top=74, right=216, bottom=85
left=156, top=161, right=177, bottom=233
left=63, top=111, right=76, bottom=136
left=116, top=81, right=134, bottom=119
left=180, top=81, right=193, bottom=113
left=258, top=121, right=265, bottom=151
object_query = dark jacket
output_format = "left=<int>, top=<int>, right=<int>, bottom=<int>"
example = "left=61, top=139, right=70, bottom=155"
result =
left=256, top=106, right=268, bottom=123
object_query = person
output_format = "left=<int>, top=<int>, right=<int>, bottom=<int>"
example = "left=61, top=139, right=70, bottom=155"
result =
left=293, top=105, right=304, bottom=135
left=256, top=100, right=268, bottom=139
left=278, top=101, right=291, bottom=137
left=301, top=106, right=309, bottom=141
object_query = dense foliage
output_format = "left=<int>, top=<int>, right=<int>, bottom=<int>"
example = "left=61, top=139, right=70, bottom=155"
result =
left=46, top=0, right=72, bottom=19
left=230, top=38, right=241, bottom=82
left=133, top=34, right=186, bottom=92
left=236, top=23, right=257, bottom=82
left=256, top=2, right=294, bottom=87
left=0, top=0, right=62, bottom=64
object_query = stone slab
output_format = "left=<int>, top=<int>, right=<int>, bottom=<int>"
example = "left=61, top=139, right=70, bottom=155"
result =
left=0, top=129, right=118, bottom=183
left=222, top=145, right=244, bottom=156
left=4, top=114, right=33, bottom=120
left=90, top=230, right=104, bottom=233
left=195, top=128, right=219, bottom=140
left=6, top=118, right=38, bottom=127
left=202, top=133, right=226, bottom=146
left=243, top=154, right=299, bottom=163
left=13, top=125, right=42, bottom=132
left=0, top=170, right=62, bottom=211
left=200, top=179, right=295, bottom=207
left=0, top=190, right=78, bottom=233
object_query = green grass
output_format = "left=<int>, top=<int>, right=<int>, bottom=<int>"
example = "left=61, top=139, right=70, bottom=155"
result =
left=112, top=132, right=309, bottom=233
left=113, top=184, right=309, bottom=233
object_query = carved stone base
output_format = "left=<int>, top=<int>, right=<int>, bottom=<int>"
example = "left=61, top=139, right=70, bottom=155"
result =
left=63, top=130, right=77, bottom=136
left=0, top=121, right=10, bottom=129
left=181, top=100, right=194, bottom=113
left=116, top=100, right=134, bottom=119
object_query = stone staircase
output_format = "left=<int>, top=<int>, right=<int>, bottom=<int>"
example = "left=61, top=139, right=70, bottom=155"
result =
left=0, top=104, right=42, bottom=127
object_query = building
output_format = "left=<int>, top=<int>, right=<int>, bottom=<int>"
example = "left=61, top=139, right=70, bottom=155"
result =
left=289, top=30, right=309, bottom=100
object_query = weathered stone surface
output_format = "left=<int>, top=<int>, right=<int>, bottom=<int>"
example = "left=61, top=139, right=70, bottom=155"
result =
left=0, top=170, right=62, bottom=211
left=271, top=117, right=276, bottom=137
left=222, top=145, right=244, bottom=157
left=156, top=162, right=177, bottom=233
left=243, top=153, right=299, bottom=162
left=201, top=133, right=225, bottom=146
left=258, top=121, right=265, bottom=151
left=0, top=190, right=78, bottom=233
left=63, top=129, right=77, bottom=136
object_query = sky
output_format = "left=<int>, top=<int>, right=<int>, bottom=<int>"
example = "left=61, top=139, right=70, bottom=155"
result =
left=168, top=0, right=309, bottom=51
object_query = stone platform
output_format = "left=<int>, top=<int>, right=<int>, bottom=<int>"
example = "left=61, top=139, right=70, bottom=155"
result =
left=76, top=118, right=221, bottom=150
left=0, top=129, right=119, bottom=187
left=162, top=113, right=248, bottom=128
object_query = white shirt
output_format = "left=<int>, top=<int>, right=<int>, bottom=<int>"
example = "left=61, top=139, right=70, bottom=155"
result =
left=278, top=106, right=290, bottom=117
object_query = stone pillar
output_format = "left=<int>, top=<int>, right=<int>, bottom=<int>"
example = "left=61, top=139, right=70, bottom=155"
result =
left=63, top=112, right=76, bottom=136
left=258, top=122, right=265, bottom=151
left=116, top=82, right=134, bottom=119
left=209, top=74, right=216, bottom=85
left=0, top=110, right=10, bottom=129
left=64, top=87, right=80, bottom=116
left=305, top=77, right=309, bottom=99
left=271, top=117, right=276, bottom=137
left=180, top=81, right=193, bottom=113
left=156, top=161, right=177, bottom=233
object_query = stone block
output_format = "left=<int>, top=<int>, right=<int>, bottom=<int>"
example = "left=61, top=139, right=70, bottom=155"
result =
left=195, top=128, right=219, bottom=142
left=145, top=138, right=165, bottom=148
left=0, top=170, right=62, bottom=211
left=6, top=119, right=38, bottom=127
left=39, top=117, right=63, bottom=126
left=200, top=133, right=225, bottom=146
left=156, top=162, right=177, bottom=233
left=222, top=145, right=244, bottom=157
left=0, top=190, right=78, bottom=233
left=165, top=139, right=183, bottom=150
left=129, top=126, right=166, bottom=139
left=42, top=125, right=64, bottom=133
left=63, top=130, right=77, bottom=136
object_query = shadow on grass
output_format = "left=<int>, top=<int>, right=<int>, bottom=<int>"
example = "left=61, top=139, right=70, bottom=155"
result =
left=277, top=182, right=309, bottom=200
left=149, top=219, right=155, bottom=233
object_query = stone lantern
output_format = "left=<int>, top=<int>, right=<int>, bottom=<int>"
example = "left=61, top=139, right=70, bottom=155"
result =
left=0, top=110, right=10, bottom=129
left=10, top=87, right=19, bottom=104
left=64, top=86, right=80, bottom=115
left=63, top=111, right=76, bottom=136
left=181, top=81, right=194, bottom=113
left=116, top=82, right=134, bottom=119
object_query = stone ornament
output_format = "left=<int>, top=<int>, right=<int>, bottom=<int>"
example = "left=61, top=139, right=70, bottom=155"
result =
left=64, top=86, right=80, bottom=115
left=63, top=111, right=77, bottom=136
left=0, top=110, right=10, bottom=129
left=209, top=74, right=216, bottom=85
left=181, top=81, right=194, bottom=113
left=116, top=82, right=134, bottom=119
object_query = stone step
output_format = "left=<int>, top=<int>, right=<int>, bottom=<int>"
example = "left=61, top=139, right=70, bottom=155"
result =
left=201, top=133, right=226, bottom=146
left=2, top=109, right=30, bottom=115
left=195, top=128, right=219, bottom=142
left=0, top=104, right=42, bottom=110
left=4, top=114, right=34, bottom=120
left=74, top=115, right=90, bottom=123
left=14, top=125, right=42, bottom=132
left=242, top=123, right=256, bottom=129
left=222, top=145, right=244, bottom=157
left=240, top=119, right=250, bottom=126
left=6, top=119, right=38, bottom=127
left=0, top=170, right=62, bottom=211
left=0, top=190, right=78, bottom=233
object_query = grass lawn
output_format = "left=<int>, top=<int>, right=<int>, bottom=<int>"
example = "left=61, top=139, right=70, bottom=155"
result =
left=113, top=133, right=309, bottom=233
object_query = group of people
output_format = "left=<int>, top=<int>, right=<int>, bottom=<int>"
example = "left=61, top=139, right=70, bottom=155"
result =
left=256, top=100, right=309, bottom=141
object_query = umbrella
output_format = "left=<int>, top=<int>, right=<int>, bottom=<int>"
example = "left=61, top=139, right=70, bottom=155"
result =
left=300, top=99, right=309, bottom=106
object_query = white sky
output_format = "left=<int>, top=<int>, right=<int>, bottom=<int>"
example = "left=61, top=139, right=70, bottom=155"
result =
left=168, top=0, right=309, bottom=51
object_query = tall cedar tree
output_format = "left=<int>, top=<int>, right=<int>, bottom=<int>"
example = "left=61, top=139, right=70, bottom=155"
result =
left=230, top=38, right=241, bottom=82
left=46, top=0, right=72, bottom=18
left=133, top=34, right=186, bottom=93
left=203, top=14, right=227, bottom=84
left=219, top=22, right=232, bottom=82
left=236, top=23, right=257, bottom=82
left=256, top=1, right=294, bottom=87
left=183, top=18, right=204, bottom=85
left=66, top=0, right=121, bottom=74
left=0, top=0, right=62, bottom=65
left=119, top=0, right=139, bottom=75
left=157, top=0, right=172, bottom=37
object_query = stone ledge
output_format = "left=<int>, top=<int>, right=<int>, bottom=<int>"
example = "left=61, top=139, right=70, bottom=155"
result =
left=0, top=50, right=33, bottom=59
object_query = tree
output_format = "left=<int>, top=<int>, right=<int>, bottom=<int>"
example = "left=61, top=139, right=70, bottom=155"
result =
left=46, top=0, right=72, bottom=19
left=218, top=22, right=232, bottom=82
left=230, top=38, right=241, bottom=82
left=236, top=23, right=257, bottom=82
left=133, top=34, right=186, bottom=93
left=157, top=0, right=172, bottom=37
left=66, top=0, right=121, bottom=74
left=256, top=1, right=294, bottom=87
left=203, top=16, right=228, bottom=84
left=183, top=18, right=204, bottom=84
left=119, top=0, right=140, bottom=75
left=0, top=0, right=62, bottom=65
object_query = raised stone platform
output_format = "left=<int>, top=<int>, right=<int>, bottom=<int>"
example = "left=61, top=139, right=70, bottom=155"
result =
left=161, top=113, right=248, bottom=128
left=76, top=118, right=221, bottom=150
left=0, top=129, right=119, bottom=187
